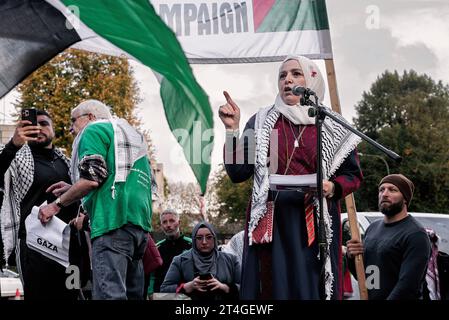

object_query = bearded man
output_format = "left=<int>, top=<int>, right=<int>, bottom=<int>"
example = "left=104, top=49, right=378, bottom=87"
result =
left=0, top=109, right=79, bottom=300
left=146, top=209, right=192, bottom=298
left=346, top=174, right=431, bottom=300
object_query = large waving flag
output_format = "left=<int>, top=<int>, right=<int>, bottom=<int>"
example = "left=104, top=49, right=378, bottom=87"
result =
left=0, top=0, right=213, bottom=193
left=1, top=0, right=332, bottom=191
left=150, top=0, right=332, bottom=63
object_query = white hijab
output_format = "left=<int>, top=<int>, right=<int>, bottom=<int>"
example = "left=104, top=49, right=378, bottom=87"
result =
left=275, top=55, right=326, bottom=125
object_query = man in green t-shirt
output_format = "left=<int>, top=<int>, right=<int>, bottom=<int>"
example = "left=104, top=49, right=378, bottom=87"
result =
left=39, top=99, right=152, bottom=300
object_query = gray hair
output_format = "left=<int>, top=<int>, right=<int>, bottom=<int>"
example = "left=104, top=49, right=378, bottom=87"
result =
left=160, top=208, right=179, bottom=221
left=72, top=99, right=113, bottom=120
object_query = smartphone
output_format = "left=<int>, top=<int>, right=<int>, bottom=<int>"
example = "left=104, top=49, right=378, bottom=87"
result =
left=199, top=273, right=213, bottom=280
left=21, top=108, right=38, bottom=138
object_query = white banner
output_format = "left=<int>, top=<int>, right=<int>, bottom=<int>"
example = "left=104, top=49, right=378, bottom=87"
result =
left=150, top=0, right=333, bottom=63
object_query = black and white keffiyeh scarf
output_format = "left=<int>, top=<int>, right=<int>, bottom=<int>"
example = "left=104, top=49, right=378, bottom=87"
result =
left=71, top=118, right=148, bottom=199
left=0, top=144, right=70, bottom=272
left=248, top=105, right=361, bottom=299
left=425, top=228, right=441, bottom=300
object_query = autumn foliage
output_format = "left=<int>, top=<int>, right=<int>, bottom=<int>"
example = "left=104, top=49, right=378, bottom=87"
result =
left=15, top=48, right=147, bottom=156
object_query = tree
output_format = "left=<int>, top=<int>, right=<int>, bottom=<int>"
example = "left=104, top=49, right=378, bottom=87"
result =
left=154, top=176, right=246, bottom=236
left=164, top=182, right=201, bottom=216
left=15, top=48, right=153, bottom=156
left=353, top=70, right=449, bottom=212
left=209, top=165, right=252, bottom=226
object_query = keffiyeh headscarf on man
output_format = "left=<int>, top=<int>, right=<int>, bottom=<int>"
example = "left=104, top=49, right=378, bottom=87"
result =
left=191, top=221, right=219, bottom=276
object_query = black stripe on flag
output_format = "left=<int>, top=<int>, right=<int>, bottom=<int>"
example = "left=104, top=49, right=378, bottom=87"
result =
left=0, top=0, right=81, bottom=98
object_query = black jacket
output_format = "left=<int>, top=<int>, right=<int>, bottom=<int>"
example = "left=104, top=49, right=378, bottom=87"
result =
left=152, top=235, right=192, bottom=293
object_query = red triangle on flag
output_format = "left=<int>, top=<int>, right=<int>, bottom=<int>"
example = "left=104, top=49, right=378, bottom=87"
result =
left=252, top=0, right=276, bottom=31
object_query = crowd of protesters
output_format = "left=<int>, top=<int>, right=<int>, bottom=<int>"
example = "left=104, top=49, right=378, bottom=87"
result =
left=0, top=54, right=446, bottom=301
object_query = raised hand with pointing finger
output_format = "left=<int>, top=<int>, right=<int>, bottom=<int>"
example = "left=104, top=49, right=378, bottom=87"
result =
left=218, top=91, right=240, bottom=130
left=220, top=55, right=364, bottom=300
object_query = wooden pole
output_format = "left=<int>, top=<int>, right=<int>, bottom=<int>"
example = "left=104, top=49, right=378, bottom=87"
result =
left=324, top=59, right=368, bottom=300
left=344, top=193, right=369, bottom=299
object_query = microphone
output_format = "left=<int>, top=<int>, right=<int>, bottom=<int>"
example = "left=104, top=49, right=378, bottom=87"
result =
left=292, top=86, right=316, bottom=97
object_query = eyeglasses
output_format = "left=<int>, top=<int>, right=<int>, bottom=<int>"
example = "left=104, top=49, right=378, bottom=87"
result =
left=195, top=235, right=214, bottom=242
left=70, top=113, right=89, bottom=124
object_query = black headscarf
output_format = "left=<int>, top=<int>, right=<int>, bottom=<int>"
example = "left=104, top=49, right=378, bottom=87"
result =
left=191, top=221, right=219, bottom=276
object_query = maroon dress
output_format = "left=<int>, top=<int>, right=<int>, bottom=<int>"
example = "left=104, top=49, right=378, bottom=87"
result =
left=225, top=114, right=362, bottom=299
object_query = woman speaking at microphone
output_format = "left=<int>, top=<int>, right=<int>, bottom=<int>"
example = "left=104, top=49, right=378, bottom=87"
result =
left=218, top=55, right=363, bottom=300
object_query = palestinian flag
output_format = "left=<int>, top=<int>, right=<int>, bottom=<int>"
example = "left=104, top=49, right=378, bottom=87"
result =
left=0, top=0, right=213, bottom=193
left=253, top=0, right=329, bottom=33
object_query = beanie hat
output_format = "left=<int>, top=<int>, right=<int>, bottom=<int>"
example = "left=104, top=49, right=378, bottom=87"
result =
left=379, top=174, right=415, bottom=206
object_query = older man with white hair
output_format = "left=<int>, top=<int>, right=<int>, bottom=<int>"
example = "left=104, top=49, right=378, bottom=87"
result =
left=69, top=99, right=113, bottom=136
left=39, top=99, right=153, bottom=300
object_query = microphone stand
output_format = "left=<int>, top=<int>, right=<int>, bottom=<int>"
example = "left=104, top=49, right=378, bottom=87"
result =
left=300, top=90, right=402, bottom=299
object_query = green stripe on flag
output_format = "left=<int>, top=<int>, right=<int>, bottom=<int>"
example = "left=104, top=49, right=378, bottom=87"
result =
left=256, top=0, right=329, bottom=33
left=61, top=0, right=213, bottom=193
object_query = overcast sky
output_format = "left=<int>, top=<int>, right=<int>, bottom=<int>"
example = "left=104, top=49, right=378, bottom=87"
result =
left=2, top=0, right=448, bottom=187
left=134, top=0, right=449, bottom=185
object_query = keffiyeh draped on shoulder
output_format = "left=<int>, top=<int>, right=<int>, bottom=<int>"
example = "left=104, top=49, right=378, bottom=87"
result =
left=0, top=145, right=70, bottom=265
left=248, top=105, right=361, bottom=299
left=71, top=118, right=148, bottom=199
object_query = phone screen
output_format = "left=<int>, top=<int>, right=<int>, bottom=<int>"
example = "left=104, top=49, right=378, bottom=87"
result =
left=199, top=273, right=213, bottom=280
left=21, top=108, right=38, bottom=138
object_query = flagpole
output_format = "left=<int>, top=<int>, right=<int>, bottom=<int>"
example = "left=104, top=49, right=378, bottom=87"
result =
left=324, top=58, right=369, bottom=300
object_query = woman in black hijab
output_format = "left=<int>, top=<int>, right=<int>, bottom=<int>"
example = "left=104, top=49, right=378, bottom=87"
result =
left=160, top=221, right=241, bottom=300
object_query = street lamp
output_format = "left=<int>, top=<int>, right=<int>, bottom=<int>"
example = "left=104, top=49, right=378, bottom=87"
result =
left=358, top=153, right=390, bottom=175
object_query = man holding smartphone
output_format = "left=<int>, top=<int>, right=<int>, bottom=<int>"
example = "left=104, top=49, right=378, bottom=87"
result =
left=38, top=100, right=153, bottom=300
left=0, top=109, right=80, bottom=300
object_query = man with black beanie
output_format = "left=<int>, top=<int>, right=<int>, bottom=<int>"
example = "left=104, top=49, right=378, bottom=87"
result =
left=346, top=174, right=431, bottom=299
